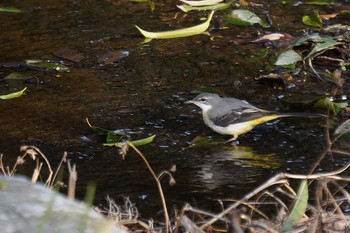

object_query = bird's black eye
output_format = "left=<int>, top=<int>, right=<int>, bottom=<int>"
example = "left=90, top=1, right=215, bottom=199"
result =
left=199, top=97, right=207, bottom=102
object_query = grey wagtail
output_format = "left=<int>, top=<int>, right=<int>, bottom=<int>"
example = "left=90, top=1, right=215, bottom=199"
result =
left=186, top=93, right=326, bottom=142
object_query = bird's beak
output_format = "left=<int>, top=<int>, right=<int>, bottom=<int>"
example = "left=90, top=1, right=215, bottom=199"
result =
left=185, top=100, right=195, bottom=104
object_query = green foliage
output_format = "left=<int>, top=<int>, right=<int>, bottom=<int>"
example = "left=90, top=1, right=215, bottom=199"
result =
left=281, top=180, right=309, bottom=231
left=314, top=96, right=348, bottom=114
left=86, top=118, right=155, bottom=148
left=274, top=50, right=302, bottom=68
left=302, top=11, right=322, bottom=27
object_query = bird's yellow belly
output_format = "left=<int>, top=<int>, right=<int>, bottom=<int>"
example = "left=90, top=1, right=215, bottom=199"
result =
left=207, top=121, right=254, bottom=136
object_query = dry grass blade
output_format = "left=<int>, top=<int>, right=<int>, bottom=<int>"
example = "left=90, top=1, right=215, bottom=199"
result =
left=67, top=160, right=77, bottom=200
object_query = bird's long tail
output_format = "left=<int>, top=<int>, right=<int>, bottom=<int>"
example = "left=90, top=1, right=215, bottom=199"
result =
left=276, top=112, right=327, bottom=118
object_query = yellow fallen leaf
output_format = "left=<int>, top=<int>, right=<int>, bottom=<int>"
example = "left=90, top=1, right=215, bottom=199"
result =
left=135, top=11, right=214, bottom=39
left=180, top=0, right=222, bottom=6
left=0, top=87, right=27, bottom=100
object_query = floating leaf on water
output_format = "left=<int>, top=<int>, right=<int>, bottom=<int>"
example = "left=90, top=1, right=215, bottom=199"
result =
left=302, top=11, right=323, bottom=27
left=0, top=6, right=21, bottom=13
left=274, top=50, right=302, bottom=66
left=25, top=59, right=70, bottom=72
left=177, top=2, right=231, bottom=12
left=135, top=11, right=214, bottom=39
left=0, top=87, right=27, bottom=100
left=180, top=0, right=223, bottom=6
left=281, top=180, right=308, bottom=231
left=104, top=135, right=156, bottom=147
left=224, top=9, right=270, bottom=28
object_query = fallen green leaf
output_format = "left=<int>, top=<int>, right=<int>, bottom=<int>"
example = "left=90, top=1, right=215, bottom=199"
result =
left=0, top=6, right=21, bottom=13
left=25, top=59, right=70, bottom=72
left=302, top=11, right=322, bottom=27
left=180, top=0, right=223, bottom=6
left=224, top=9, right=270, bottom=28
left=0, top=87, right=27, bottom=100
left=274, top=50, right=302, bottom=66
left=281, top=180, right=308, bottom=231
left=177, top=2, right=231, bottom=12
left=135, top=11, right=214, bottom=39
left=104, top=135, right=156, bottom=147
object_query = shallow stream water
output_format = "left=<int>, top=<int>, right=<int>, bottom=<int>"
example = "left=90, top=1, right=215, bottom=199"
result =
left=0, top=0, right=349, bottom=218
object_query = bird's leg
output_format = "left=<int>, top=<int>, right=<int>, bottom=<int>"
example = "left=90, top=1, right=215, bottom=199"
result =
left=225, top=134, right=238, bottom=144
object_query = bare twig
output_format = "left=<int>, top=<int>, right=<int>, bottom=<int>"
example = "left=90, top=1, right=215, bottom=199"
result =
left=128, top=142, right=171, bottom=233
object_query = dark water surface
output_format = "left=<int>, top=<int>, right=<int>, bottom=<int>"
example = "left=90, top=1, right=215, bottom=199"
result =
left=0, top=0, right=349, bottom=218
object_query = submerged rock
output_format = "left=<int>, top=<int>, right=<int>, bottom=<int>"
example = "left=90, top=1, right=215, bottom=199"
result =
left=0, top=175, right=127, bottom=233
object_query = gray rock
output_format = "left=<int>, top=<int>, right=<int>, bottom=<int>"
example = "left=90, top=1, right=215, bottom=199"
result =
left=0, top=175, right=127, bottom=233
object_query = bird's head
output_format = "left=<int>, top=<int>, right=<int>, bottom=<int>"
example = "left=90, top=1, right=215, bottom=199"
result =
left=185, top=93, right=221, bottom=113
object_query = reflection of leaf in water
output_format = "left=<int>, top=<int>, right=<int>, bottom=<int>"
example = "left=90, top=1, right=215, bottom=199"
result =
left=216, top=145, right=281, bottom=169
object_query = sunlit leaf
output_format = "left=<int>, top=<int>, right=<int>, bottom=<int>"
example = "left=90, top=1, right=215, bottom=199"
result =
left=335, top=119, right=350, bottom=136
left=0, top=6, right=21, bottom=13
left=177, top=2, right=231, bottom=12
left=0, top=87, right=27, bottom=100
left=135, top=11, right=214, bottom=39
left=314, top=96, right=347, bottom=114
left=302, top=11, right=322, bottom=27
left=180, top=0, right=223, bottom=6
left=224, top=9, right=270, bottom=28
left=274, top=50, right=302, bottom=66
left=281, top=180, right=308, bottom=231
left=104, top=135, right=156, bottom=147
left=25, top=59, right=70, bottom=72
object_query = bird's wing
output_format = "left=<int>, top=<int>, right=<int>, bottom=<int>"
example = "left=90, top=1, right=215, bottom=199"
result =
left=211, top=107, right=274, bottom=127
